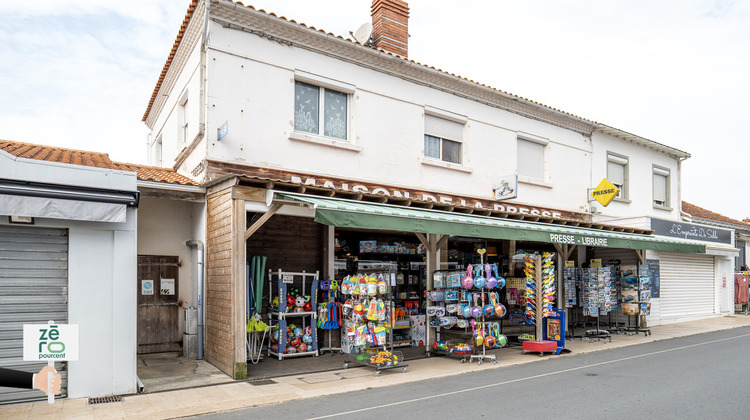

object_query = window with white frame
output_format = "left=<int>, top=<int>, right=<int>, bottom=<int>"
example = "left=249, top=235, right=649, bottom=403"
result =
left=653, top=166, right=670, bottom=208
left=178, top=93, right=188, bottom=145
left=294, top=81, right=348, bottom=140
left=424, top=114, right=462, bottom=164
left=517, top=137, right=546, bottom=181
left=607, top=153, right=628, bottom=199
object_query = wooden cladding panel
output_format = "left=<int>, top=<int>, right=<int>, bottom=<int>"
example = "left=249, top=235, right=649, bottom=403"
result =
left=245, top=213, right=324, bottom=275
left=205, top=189, right=234, bottom=376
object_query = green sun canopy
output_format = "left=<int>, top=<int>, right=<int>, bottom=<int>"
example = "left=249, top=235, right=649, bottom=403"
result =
left=275, top=193, right=705, bottom=254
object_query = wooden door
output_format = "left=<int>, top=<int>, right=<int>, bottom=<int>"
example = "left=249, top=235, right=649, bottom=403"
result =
left=137, top=255, right=181, bottom=354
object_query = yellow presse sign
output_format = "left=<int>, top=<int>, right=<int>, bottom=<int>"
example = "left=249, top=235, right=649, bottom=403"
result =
left=591, top=178, right=619, bottom=207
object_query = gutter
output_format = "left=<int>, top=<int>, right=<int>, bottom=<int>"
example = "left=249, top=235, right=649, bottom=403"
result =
left=186, top=240, right=205, bottom=360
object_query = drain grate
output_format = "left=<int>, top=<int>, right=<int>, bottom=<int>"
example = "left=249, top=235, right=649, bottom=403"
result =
left=88, top=395, right=123, bottom=405
left=249, top=379, right=277, bottom=386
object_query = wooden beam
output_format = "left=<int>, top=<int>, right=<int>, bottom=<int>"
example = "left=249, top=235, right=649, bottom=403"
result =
left=634, top=249, right=646, bottom=265
left=244, top=203, right=282, bottom=240
left=232, top=186, right=267, bottom=202
left=415, top=232, right=430, bottom=251
left=436, top=235, right=449, bottom=250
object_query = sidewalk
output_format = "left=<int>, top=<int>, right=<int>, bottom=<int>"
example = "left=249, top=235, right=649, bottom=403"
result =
left=3, top=315, right=750, bottom=419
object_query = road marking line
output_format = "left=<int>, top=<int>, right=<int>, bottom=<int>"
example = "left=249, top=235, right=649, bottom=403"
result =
left=308, top=332, right=750, bottom=419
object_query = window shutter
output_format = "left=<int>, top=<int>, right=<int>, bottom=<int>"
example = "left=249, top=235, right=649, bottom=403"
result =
left=425, top=115, right=463, bottom=142
left=517, top=139, right=544, bottom=180
left=653, top=173, right=667, bottom=202
left=607, top=161, right=625, bottom=185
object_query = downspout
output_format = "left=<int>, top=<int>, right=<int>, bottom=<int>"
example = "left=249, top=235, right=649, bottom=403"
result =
left=186, top=240, right=205, bottom=360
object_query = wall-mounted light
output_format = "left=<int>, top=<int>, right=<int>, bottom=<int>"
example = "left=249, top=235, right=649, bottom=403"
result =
left=9, top=215, right=34, bottom=224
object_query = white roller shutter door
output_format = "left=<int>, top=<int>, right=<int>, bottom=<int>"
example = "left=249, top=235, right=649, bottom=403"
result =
left=659, top=252, right=715, bottom=318
left=0, top=225, right=68, bottom=404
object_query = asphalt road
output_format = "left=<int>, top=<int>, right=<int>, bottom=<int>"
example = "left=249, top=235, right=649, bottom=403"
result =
left=189, top=326, right=750, bottom=420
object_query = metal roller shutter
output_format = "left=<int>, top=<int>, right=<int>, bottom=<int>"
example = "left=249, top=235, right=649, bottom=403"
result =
left=0, top=225, right=68, bottom=404
left=659, top=252, right=715, bottom=318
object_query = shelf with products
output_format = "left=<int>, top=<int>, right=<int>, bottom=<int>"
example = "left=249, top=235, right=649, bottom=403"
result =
left=339, top=269, right=409, bottom=375
left=266, top=270, right=320, bottom=360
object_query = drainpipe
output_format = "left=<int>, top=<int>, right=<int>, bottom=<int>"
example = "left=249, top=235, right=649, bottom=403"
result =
left=186, top=240, right=205, bottom=360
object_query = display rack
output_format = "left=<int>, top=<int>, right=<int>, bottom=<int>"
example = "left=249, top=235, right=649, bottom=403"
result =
left=429, top=250, right=507, bottom=365
left=581, top=267, right=612, bottom=342
left=521, top=252, right=560, bottom=356
left=341, top=268, right=408, bottom=375
left=267, top=270, right=319, bottom=359
left=620, top=265, right=652, bottom=336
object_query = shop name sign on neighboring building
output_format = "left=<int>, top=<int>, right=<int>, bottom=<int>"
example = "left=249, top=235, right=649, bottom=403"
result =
left=650, top=218, right=733, bottom=245
left=591, top=179, right=619, bottom=207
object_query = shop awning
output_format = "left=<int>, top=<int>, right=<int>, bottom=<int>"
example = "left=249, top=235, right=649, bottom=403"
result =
left=273, top=193, right=705, bottom=254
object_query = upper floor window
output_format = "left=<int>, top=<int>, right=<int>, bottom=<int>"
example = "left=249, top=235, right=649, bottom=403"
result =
left=294, top=81, right=348, bottom=140
left=178, top=92, right=188, bottom=145
left=517, top=135, right=547, bottom=182
left=152, top=135, right=162, bottom=167
left=653, top=166, right=670, bottom=208
left=607, top=152, right=628, bottom=200
left=424, top=114, right=463, bottom=164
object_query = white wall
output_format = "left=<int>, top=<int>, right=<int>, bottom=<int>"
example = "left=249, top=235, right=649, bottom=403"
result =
left=197, top=23, right=593, bottom=214
left=590, top=131, right=682, bottom=221
left=67, top=215, right=137, bottom=398
left=148, top=39, right=203, bottom=168
left=137, top=196, right=204, bottom=333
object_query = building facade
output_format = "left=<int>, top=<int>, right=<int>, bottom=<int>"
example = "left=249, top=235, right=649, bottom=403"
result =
left=141, top=0, right=734, bottom=378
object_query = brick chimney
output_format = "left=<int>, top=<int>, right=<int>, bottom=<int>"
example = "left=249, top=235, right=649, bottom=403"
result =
left=371, top=0, right=409, bottom=57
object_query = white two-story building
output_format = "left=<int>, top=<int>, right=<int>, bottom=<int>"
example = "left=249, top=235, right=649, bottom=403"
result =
left=142, top=0, right=735, bottom=378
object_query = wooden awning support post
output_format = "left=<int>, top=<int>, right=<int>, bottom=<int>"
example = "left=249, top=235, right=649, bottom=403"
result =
left=244, top=203, right=282, bottom=240
left=634, top=249, right=646, bottom=265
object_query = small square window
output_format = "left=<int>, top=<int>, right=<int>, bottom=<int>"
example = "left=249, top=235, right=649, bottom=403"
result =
left=294, top=81, right=348, bottom=140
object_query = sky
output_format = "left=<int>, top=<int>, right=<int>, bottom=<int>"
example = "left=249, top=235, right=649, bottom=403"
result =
left=1, top=0, right=748, bottom=220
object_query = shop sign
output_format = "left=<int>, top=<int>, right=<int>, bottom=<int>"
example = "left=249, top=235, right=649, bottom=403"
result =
left=651, top=218, right=732, bottom=244
left=591, top=178, right=619, bottom=207
left=287, top=176, right=569, bottom=219
left=549, top=233, right=609, bottom=247
left=494, top=174, right=518, bottom=200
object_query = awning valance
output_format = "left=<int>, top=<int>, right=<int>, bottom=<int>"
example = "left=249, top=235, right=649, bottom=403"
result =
left=274, top=193, right=705, bottom=254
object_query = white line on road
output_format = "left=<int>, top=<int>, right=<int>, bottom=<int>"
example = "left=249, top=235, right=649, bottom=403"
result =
left=308, top=332, right=750, bottom=419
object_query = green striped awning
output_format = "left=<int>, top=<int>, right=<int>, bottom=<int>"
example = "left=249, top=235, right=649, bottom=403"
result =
left=274, top=193, right=705, bottom=253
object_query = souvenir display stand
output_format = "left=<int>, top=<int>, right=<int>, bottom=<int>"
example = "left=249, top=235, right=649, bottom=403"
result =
left=267, top=270, right=319, bottom=359
left=521, top=253, right=559, bottom=356
left=317, top=279, right=343, bottom=354
left=620, top=265, right=652, bottom=336
left=340, top=269, right=408, bottom=376
left=429, top=250, right=507, bottom=365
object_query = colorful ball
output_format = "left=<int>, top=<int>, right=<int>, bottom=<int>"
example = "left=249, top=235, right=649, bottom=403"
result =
left=494, top=304, right=507, bottom=317
left=302, top=333, right=313, bottom=344
left=486, top=276, right=497, bottom=289
left=294, top=327, right=303, bottom=338
left=297, top=343, right=307, bottom=353
left=290, top=337, right=301, bottom=347
left=484, top=335, right=496, bottom=348
left=474, top=275, right=486, bottom=289
left=483, top=304, right=494, bottom=317
left=285, top=346, right=297, bottom=354
left=496, top=334, right=507, bottom=347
